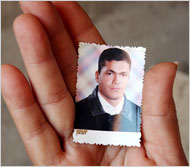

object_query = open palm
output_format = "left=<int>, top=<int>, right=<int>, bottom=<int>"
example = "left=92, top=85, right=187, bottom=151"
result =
left=2, top=2, right=187, bottom=166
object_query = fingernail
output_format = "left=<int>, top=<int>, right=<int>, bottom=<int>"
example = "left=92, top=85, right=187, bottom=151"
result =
left=173, top=61, right=179, bottom=66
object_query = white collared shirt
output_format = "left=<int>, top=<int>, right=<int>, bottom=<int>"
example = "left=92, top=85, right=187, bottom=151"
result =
left=98, top=91, right=124, bottom=115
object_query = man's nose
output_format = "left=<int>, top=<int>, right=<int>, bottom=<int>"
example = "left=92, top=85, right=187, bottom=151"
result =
left=113, top=74, right=120, bottom=84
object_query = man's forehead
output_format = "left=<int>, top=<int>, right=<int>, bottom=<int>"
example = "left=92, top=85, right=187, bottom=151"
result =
left=105, top=60, right=129, bottom=65
left=102, top=60, right=130, bottom=72
left=105, top=60, right=130, bottom=67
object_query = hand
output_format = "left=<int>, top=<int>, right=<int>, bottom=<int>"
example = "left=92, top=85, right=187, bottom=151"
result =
left=1, top=2, right=188, bottom=165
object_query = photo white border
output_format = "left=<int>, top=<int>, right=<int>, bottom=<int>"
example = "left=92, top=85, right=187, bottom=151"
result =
left=73, top=129, right=141, bottom=147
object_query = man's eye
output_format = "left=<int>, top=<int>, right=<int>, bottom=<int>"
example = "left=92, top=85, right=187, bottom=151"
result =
left=121, top=74, right=127, bottom=77
left=106, top=72, right=112, bottom=75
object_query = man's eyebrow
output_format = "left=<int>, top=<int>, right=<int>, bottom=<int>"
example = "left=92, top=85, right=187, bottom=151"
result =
left=107, top=70, right=115, bottom=73
left=107, top=70, right=128, bottom=74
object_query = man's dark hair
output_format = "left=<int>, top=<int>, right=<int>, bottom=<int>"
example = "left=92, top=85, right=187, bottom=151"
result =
left=98, top=48, right=131, bottom=73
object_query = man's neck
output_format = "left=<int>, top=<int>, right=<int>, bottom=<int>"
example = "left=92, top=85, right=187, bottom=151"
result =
left=98, top=91, right=123, bottom=107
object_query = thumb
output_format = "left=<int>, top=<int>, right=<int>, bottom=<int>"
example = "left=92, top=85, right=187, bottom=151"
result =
left=142, top=62, right=188, bottom=165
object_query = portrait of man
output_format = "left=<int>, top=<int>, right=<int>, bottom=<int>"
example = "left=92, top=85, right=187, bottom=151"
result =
left=74, top=47, right=141, bottom=132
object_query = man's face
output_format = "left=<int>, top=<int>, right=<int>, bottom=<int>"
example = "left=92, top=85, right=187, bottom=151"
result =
left=96, top=60, right=130, bottom=101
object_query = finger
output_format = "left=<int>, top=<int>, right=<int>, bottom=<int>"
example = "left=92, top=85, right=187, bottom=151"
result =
left=142, top=62, right=188, bottom=165
left=1, top=64, right=64, bottom=165
left=53, top=1, right=106, bottom=46
left=125, top=146, right=155, bottom=166
left=13, top=14, right=75, bottom=139
left=20, top=1, right=77, bottom=97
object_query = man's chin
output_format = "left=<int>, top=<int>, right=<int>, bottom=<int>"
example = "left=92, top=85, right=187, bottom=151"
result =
left=108, top=96, right=123, bottom=101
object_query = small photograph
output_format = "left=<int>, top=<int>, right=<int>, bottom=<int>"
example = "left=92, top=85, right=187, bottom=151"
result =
left=73, top=42, right=146, bottom=146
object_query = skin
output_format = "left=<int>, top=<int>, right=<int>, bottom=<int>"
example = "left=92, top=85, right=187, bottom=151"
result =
left=1, top=1, right=188, bottom=166
left=96, top=60, right=130, bottom=107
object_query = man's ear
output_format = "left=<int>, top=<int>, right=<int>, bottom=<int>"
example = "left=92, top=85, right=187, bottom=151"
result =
left=95, top=71, right=99, bottom=83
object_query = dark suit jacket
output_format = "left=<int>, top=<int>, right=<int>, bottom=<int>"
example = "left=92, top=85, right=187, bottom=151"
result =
left=74, top=86, right=141, bottom=132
